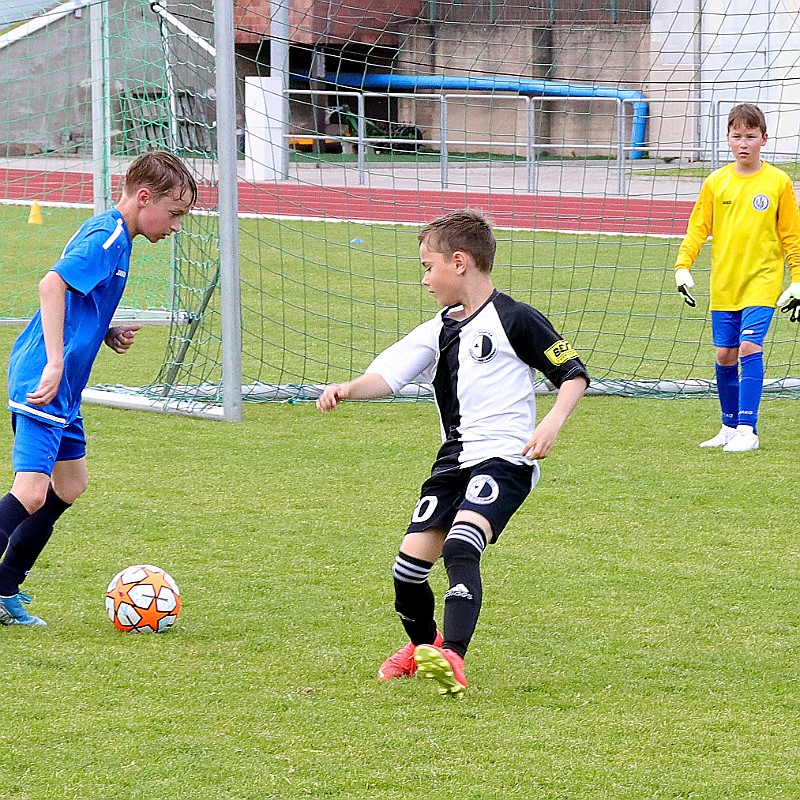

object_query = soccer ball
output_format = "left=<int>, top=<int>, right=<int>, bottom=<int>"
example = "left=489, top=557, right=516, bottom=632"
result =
left=105, top=564, right=182, bottom=633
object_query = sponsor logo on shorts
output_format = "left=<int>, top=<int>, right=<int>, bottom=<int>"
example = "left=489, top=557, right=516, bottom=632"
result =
left=545, top=339, right=578, bottom=365
left=753, top=194, right=770, bottom=212
left=115, top=269, right=127, bottom=278
left=469, top=330, right=497, bottom=362
left=465, top=474, right=499, bottom=505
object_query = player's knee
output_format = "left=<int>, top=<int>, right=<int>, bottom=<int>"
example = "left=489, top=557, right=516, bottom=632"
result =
left=59, top=482, right=86, bottom=505
left=54, top=476, right=87, bottom=505
left=16, top=485, right=49, bottom=514
left=715, top=346, right=739, bottom=367
left=739, top=341, right=763, bottom=358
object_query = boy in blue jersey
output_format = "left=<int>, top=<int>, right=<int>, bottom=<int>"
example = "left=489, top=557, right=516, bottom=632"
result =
left=317, top=210, right=588, bottom=696
left=0, top=151, right=196, bottom=626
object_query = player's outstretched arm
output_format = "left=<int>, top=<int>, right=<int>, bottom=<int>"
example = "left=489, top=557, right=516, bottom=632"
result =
left=316, top=373, right=393, bottom=411
left=521, top=375, right=588, bottom=460
left=105, top=324, right=142, bottom=353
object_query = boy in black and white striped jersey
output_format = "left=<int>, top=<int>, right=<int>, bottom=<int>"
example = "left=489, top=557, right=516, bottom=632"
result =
left=317, top=210, right=589, bottom=696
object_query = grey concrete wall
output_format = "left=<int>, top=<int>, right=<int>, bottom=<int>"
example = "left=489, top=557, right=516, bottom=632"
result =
left=547, top=26, right=649, bottom=158
left=397, top=23, right=552, bottom=156
left=0, top=1, right=215, bottom=155
left=395, top=22, right=651, bottom=159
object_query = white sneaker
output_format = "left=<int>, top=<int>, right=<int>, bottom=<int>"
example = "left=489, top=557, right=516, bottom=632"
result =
left=722, top=425, right=760, bottom=452
left=699, top=425, right=737, bottom=448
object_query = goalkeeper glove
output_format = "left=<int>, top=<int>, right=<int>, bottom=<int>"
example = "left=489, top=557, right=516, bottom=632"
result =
left=778, top=282, right=800, bottom=322
left=675, top=268, right=696, bottom=307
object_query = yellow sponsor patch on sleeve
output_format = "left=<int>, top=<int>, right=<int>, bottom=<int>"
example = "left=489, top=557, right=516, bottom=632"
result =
left=544, top=340, right=579, bottom=366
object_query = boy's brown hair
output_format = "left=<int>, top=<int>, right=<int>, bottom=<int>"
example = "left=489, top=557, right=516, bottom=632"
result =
left=419, top=209, right=496, bottom=272
left=727, top=103, right=767, bottom=135
left=124, top=150, right=198, bottom=207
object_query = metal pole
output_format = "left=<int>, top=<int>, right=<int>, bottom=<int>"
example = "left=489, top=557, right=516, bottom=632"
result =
left=214, top=0, right=243, bottom=421
left=89, top=0, right=111, bottom=214
left=712, top=99, right=720, bottom=170
left=271, top=0, right=290, bottom=179
left=156, top=13, right=179, bottom=153
left=616, top=98, right=626, bottom=196
left=155, top=5, right=179, bottom=315
left=526, top=97, right=537, bottom=194
left=693, top=0, right=703, bottom=161
left=357, top=93, right=366, bottom=185
left=440, top=95, right=448, bottom=189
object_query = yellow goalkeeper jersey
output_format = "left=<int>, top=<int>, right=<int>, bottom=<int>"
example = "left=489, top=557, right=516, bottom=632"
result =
left=674, top=161, right=800, bottom=311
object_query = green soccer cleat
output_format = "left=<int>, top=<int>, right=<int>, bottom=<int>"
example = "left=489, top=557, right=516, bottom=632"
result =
left=414, top=644, right=467, bottom=697
left=378, top=631, right=443, bottom=681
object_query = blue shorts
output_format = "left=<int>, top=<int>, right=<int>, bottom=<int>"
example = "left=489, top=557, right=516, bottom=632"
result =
left=711, top=307, right=774, bottom=348
left=11, top=413, right=86, bottom=475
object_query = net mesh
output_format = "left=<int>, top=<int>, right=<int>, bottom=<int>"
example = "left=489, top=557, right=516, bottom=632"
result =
left=3, top=0, right=800, bottom=415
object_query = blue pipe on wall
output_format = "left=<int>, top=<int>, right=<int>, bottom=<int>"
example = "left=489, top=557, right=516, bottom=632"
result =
left=319, top=72, right=648, bottom=160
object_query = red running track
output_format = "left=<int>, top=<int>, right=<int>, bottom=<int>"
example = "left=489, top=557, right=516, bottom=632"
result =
left=1, top=168, right=693, bottom=236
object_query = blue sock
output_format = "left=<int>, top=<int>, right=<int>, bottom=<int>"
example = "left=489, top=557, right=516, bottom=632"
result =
left=738, top=352, right=764, bottom=432
left=715, top=363, right=739, bottom=429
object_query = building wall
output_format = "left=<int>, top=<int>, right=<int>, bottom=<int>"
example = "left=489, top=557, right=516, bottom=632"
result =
left=547, top=25, right=650, bottom=158
left=235, top=0, right=424, bottom=46
left=0, top=1, right=702, bottom=163
left=648, top=4, right=699, bottom=162
left=395, top=22, right=651, bottom=158
left=396, top=23, right=552, bottom=157
left=0, top=1, right=211, bottom=155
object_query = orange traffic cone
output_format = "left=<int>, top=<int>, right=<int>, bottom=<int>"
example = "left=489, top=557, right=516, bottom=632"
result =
left=28, top=200, right=42, bottom=225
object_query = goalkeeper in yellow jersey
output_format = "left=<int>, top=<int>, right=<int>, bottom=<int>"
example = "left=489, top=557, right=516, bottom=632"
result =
left=674, top=103, right=800, bottom=452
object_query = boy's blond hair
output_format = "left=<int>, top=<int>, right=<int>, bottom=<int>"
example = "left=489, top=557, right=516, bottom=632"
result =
left=419, top=209, right=496, bottom=273
left=727, top=103, right=767, bottom=135
left=123, top=151, right=198, bottom=207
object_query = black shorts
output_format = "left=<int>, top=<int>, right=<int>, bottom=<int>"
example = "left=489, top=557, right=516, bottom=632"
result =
left=406, top=458, right=539, bottom=540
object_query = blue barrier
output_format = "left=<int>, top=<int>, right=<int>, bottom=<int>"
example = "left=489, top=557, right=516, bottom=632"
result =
left=314, top=72, right=648, bottom=159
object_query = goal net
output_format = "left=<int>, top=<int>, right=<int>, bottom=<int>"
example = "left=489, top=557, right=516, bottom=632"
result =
left=3, top=0, right=800, bottom=419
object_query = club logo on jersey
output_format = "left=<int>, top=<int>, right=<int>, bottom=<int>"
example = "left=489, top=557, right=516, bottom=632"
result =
left=752, top=194, right=770, bottom=212
left=545, top=339, right=578, bottom=366
left=465, top=474, right=499, bottom=505
left=468, top=330, right=497, bottom=363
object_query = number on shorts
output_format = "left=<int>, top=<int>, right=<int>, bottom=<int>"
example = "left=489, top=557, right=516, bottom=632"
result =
left=411, top=495, right=438, bottom=523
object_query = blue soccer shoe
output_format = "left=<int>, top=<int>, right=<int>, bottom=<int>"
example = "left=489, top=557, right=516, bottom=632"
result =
left=0, top=592, right=47, bottom=626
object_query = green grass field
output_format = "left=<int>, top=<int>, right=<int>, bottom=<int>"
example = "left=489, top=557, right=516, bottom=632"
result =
left=7, top=205, right=800, bottom=399
left=1, top=313, right=800, bottom=797
left=641, top=161, right=800, bottom=180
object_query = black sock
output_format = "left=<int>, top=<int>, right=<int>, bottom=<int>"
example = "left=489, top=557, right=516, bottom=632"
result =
left=392, top=551, right=437, bottom=645
left=441, top=522, right=486, bottom=658
left=0, top=493, right=30, bottom=559
left=0, top=486, right=71, bottom=596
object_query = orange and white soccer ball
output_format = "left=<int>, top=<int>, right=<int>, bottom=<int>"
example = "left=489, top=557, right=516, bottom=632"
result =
left=105, top=564, right=182, bottom=633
